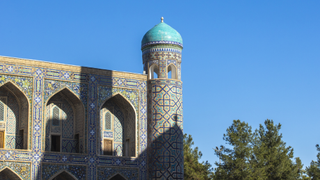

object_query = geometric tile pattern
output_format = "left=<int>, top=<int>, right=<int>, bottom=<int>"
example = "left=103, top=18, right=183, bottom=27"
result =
left=0, top=161, right=31, bottom=180
left=147, top=79, right=183, bottom=180
left=97, top=166, right=139, bottom=180
left=42, top=163, right=86, bottom=180
left=0, top=56, right=148, bottom=180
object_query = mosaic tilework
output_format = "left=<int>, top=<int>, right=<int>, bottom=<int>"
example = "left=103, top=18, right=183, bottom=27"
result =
left=62, top=140, right=78, bottom=153
left=0, top=161, right=31, bottom=180
left=142, top=51, right=181, bottom=64
left=0, top=75, right=33, bottom=100
left=148, top=79, right=183, bottom=180
left=97, top=166, right=139, bottom=180
left=0, top=59, right=148, bottom=180
left=42, top=163, right=86, bottom=180
left=44, top=80, right=88, bottom=105
left=141, top=41, right=183, bottom=49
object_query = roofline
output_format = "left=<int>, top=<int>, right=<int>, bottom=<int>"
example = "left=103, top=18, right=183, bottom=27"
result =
left=0, top=55, right=147, bottom=80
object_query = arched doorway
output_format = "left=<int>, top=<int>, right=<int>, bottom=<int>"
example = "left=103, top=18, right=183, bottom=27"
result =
left=50, top=171, right=76, bottom=180
left=0, top=82, right=29, bottom=149
left=109, top=174, right=126, bottom=180
left=0, top=168, right=22, bottom=180
left=45, top=88, right=85, bottom=153
left=100, top=94, right=136, bottom=157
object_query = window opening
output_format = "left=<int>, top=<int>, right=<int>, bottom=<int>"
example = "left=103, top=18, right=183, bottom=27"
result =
left=0, top=101, right=4, bottom=122
left=75, top=134, right=79, bottom=153
left=52, top=106, right=60, bottom=126
left=0, top=131, right=4, bottom=148
left=51, top=135, right=60, bottom=152
left=105, top=112, right=112, bottom=130
left=19, top=129, right=23, bottom=149
left=153, top=71, right=158, bottom=79
left=110, top=174, right=126, bottom=180
left=103, top=139, right=112, bottom=155
left=125, top=139, right=130, bottom=156
left=167, top=64, right=177, bottom=79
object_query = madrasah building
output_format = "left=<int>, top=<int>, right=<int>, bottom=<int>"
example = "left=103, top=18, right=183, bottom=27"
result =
left=0, top=18, right=184, bottom=180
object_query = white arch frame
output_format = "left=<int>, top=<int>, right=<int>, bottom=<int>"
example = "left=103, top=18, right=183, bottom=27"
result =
left=98, top=92, right=138, bottom=157
left=167, top=63, right=178, bottom=79
left=149, top=64, right=159, bottom=79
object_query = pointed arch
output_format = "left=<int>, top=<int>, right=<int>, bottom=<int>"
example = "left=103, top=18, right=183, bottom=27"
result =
left=100, top=93, right=137, bottom=157
left=44, top=87, right=86, bottom=153
left=167, top=63, right=178, bottom=79
left=149, top=64, right=159, bottom=79
left=0, top=81, right=30, bottom=149
left=109, top=174, right=127, bottom=180
left=0, top=167, right=22, bottom=180
left=48, top=170, right=77, bottom=180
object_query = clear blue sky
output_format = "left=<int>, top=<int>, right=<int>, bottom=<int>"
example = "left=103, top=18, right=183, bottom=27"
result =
left=1, top=1, right=320, bottom=169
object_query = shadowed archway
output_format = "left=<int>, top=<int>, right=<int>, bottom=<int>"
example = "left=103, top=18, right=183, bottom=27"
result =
left=0, top=81, right=29, bottom=149
left=44, top=88, right=86, bottom=153
left=109, top=174, right=126, bottom=180
left=0, top=168, right=22, bottom=180
left=50, top=171, right=77, bottom=180
left=99, top=93, right=136, bottom=157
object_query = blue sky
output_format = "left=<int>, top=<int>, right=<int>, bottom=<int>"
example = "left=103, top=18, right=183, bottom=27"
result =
left=1, top=1, right=320, bottom=168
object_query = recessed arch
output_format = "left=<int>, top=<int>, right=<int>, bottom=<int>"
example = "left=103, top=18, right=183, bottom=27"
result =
left=99, top=93, right=137, bottom=157
left=44, top=87, right=86, bottom=153
left=0, top=167, right=22, bottom=180
left=0, top=81, right=30, bottom=149
left=149, top=64, right=159, bottom=79
left=167, top=63, right=178, bottom=79
left=109, top=174, right=127, bottom=180
left=48, top=170, right=77, bottom=180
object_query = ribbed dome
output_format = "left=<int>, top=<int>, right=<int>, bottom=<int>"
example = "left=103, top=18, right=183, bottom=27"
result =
left=141, top=20, right=183, bottom=48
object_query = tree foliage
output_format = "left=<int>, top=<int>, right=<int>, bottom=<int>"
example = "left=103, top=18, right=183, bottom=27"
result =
left=306, top=144, right=320, bottom=179
left=214, top=119, right=305, bottom=180
left=184, top=134, right=213, bottom=180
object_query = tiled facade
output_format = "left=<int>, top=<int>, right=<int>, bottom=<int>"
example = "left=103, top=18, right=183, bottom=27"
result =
left=0, top=56, right=148, bottom=180
left=0, top=19, right=184, bottom=180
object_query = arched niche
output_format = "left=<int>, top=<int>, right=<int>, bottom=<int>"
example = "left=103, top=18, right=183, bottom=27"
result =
left=0, top=168, right=22, bottom=180
left=100, top=94, right=136, bottom=157
left=149, top=64, right=159, bottom=79
left=109, top=174, right=127, bottom=180
left=44, top=88, right=85, bottom=153
left=0, top=81, right=29, bottom=150
left=167, top=64, right=178, bottom=79
left=49, top=170, right=77, bottom=180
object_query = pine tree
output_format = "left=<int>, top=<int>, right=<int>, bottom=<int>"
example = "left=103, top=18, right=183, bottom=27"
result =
left=306, top=144, right=320, bottom=179
left=215, top=120, right=253, bottom=180
left=215, top=119, right=304, bottom=179
left=183, top=134, right=213, bottom=180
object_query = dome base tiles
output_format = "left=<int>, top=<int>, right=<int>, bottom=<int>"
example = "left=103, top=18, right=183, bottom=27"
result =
left=0, top=18, right=184, bottom=180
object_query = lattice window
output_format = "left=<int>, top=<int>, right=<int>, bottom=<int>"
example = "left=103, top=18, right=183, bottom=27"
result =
left=52, top=106, right=60, bottom=126
left=0, top=102, right=4, bottom=122
left=105, top=112, right=112, bottom=130
left=0, top=97, right=6, bottom=122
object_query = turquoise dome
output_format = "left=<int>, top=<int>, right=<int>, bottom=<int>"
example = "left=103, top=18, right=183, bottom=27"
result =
left=141, top=21, right=183, bottom=48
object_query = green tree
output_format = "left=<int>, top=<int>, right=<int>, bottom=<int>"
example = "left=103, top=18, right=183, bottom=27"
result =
left=215, top=120, right=253, bottom=180
left=183, top=134, right=213, bottom=180
left=252, top=119, right=302, bottom=180
left=306, top=145, right=320, bottom=179
left=215, top=119, right=305, bottom=180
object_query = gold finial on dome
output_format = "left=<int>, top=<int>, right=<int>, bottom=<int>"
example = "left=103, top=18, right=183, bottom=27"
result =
left=161, top=17, right=164, bottom=23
